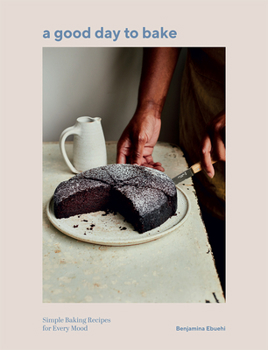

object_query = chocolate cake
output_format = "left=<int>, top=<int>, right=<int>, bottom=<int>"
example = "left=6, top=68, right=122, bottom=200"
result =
left=53, top=164, right=177, bottom=233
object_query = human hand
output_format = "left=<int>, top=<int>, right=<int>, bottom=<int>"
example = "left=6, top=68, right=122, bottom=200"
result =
left=201, top=111, right=226, bottom=178
left=116, top=110, right=164, bottom=172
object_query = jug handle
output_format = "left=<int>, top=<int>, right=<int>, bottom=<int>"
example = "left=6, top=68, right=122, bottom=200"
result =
left=59, top=126, right=80, bottom=174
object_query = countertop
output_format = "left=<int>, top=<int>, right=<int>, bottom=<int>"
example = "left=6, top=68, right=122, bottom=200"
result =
left=43, top=141, right=225, bottom=303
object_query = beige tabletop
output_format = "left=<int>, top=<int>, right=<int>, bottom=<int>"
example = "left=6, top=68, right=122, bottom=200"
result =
left=43, top=141, right=225, bottom=303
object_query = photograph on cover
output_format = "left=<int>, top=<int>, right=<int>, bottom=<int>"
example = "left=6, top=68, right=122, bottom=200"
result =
left=43, top=47, right=226, bottom=303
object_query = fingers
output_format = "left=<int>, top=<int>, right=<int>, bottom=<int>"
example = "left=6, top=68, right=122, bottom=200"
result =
left=212, top=126, right=226, bottom=162
left=200, top=112, right=226, bottom=178
left=142, top=163, right=165, bottom=172
left=153, top=164, right=165, bottom=172
left=141, top=155, right=164, bottom=172
left=147, top=161, right=165, bottom=172
left=116, top=137, right=130, bottom=164
left=116, top=151, right=127, bottom=164
left=201, top=130, right=226, bottom=178
left=208, top=111, right=226, bottom=162
left=130, top=136, right=147, bottom=165
left=201, top=135, right=215, bottom=178
left=143, top=161, right=165, bottom=172
left=213, top=136, right=226, bottom=162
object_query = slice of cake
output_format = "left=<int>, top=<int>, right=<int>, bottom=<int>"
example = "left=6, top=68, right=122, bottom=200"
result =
left=112, top=185, right=174, bottom=233
left=53, top=164, right=177, bottom=233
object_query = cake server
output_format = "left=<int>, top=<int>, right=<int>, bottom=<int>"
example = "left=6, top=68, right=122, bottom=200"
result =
left=172, top=160, right=217, bottom=185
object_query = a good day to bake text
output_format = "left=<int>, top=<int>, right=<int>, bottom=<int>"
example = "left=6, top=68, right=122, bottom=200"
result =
left=43, top=27, right=177, bottom=42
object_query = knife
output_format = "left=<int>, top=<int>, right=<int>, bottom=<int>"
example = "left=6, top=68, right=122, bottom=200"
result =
left=172, top=160, right=217, bottom=185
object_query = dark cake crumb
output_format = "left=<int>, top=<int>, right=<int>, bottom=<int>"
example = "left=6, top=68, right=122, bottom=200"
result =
left=73, top=225, right=78, bottom=228
left=102, top=208, right=117, bottom=216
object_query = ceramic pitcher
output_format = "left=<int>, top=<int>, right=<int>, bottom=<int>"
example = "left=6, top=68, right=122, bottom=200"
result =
left=59, top=116, right=107, bottom=173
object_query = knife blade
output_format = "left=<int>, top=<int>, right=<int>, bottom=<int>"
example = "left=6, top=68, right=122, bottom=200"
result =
left=172, top=160, right=217, bottom=185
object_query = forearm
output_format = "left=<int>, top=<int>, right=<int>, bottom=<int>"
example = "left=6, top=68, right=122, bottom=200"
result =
left=137, top=47, right=181, bottom=118
left=117, top=47, right=180, bottom=169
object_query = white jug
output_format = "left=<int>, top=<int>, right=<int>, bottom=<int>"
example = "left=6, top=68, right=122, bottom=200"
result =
left=59, top=116, right=107, bottom=173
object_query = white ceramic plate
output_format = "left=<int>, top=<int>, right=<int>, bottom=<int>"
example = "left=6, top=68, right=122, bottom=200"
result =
left=46, top=187, right=190, bottom=246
